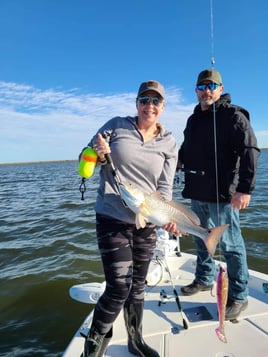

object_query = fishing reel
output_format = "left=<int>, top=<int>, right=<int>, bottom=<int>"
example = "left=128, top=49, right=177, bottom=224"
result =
left=158, top=288, right=172, bottom=306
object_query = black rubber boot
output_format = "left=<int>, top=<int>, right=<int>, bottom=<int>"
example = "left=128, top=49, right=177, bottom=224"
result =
left=81, top=325, right=112, bottom=357
left=97, top=327, right=113, bottom=356
left=124, top=302, right=160, bottom=357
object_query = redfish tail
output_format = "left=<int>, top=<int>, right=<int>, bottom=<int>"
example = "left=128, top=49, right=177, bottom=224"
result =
left=215, top=325, right=227, bottom=343
left=205, top=224, right=229, bottom=256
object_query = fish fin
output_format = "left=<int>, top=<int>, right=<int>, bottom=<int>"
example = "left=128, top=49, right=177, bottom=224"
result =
left=136, top=213, right=147, bottom=229
left=215, top=326, right=227, bottom=343
left=205, top=224, right=229, bottom=256
left=167, top=200, right=201, bottom=225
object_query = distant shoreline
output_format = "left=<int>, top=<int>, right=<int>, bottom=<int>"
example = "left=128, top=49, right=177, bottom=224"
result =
left=1, top=147, right=267, bottom=166
left=0, top=159, right=77, bottom=166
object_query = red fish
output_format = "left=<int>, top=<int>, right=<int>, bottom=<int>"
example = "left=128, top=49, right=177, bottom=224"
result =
left=118, top=181, right=228, bottom=256
left=215, top=265, right=228, bottom=343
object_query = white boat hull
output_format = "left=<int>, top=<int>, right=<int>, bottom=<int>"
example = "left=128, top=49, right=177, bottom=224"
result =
left=63, top=248, right=268, bottom=357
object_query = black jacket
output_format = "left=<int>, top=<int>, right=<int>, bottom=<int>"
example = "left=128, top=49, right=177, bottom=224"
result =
left=179, top=94, right=260, bottom=202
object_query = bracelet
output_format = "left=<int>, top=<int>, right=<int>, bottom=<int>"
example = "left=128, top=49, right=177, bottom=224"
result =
left=98, top=158, right=107, bottom=165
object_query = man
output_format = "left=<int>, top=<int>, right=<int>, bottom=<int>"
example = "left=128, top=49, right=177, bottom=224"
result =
left=178, top=69, right=260, bottom=320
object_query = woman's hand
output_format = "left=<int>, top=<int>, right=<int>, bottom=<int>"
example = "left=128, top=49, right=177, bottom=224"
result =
left=93, top=133, right=111, bottom=161
left=162, top=222, right=181, bottom=236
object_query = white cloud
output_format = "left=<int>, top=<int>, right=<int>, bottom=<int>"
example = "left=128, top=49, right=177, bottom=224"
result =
left=0, top=82, right=193, bottom=163
left=1, top=81, right=266, bottom=164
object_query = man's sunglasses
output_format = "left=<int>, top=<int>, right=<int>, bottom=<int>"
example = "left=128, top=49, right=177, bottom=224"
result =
left=137, top=96, right=163, bottom=107
left=196, top=83, right=220, bottom=91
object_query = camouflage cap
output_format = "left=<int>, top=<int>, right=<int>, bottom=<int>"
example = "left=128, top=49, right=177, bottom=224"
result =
left=137, top=80, right=165, bottom=98
left=196, top=69, right=222, bottom=85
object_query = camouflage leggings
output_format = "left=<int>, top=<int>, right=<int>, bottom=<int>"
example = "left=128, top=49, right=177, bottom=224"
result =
left=92, top=214, right=157, bottom=334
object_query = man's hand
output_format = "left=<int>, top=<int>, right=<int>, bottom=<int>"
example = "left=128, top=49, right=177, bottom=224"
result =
left=231, top=192, right=251, bottom=210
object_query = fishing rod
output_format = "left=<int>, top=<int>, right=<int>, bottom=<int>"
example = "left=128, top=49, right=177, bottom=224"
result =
left=104, top=152, right=122, bottom=191
left=104, top=151, right=129, bottom=208
left=102, top=133, right=121, bottom=187
left=162, top=257, right=189, bottom=330
left=102, top=133, right=128, bottom=208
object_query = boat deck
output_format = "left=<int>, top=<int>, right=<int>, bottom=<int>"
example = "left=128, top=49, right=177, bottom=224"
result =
left=63, top=253, right=268, bottom=357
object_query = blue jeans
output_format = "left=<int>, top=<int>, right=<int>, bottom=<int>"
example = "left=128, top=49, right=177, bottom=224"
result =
left=191, top=200, right=249, bottom=302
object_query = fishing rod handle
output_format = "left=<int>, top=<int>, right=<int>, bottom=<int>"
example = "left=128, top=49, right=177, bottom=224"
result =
left=100, top=134, right=115, bottom=168
left=104, top=152, right=114, bottom=167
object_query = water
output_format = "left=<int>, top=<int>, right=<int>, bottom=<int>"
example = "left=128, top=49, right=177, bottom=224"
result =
left=0, top=150, right=267, bottom=356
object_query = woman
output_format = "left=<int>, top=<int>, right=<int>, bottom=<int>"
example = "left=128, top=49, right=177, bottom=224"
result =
left=81, top=80, right=178, bottom=357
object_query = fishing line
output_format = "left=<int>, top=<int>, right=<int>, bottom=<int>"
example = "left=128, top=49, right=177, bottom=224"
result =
left=210, top=0, right=215, bottom=67
left=209, top=0, right=222, bottom=259
left=209, top=4, right=228, bottom=338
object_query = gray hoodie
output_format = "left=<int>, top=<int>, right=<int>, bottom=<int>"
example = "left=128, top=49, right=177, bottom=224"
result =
left=87, top=116, right=178, bottom=224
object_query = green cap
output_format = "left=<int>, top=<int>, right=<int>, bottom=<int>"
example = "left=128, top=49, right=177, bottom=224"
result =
left=137, top=80, right=165, bottom=98
left=196, top=69, right=222, bottom=85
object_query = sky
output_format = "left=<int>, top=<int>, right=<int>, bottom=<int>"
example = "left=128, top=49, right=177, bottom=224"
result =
left=0, top=0, right=267, bottom=164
